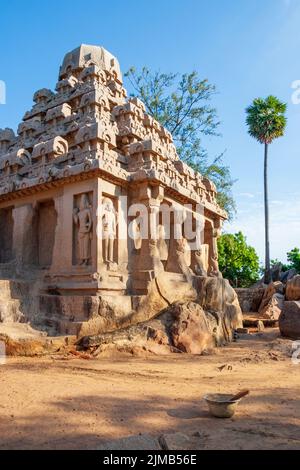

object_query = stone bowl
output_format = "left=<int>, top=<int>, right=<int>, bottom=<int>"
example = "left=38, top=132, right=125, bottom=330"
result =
left=204, top=393, right=241, bottom=418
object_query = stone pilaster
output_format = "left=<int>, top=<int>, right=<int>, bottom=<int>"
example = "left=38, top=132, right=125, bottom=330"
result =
left=131, top=183, right=164, bottom=293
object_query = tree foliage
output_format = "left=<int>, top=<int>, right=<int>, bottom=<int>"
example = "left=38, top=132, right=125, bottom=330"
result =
left=245, top=95, right=287, bottom=284
left=125, top=67, right=236, bottom=218
left=217, top=232, right=260, bottom=287
left=270, top=249, right=300, bottom=274
left=245, top=96, right=287, bottom=145
left=287, top=248, right=300, bottom=273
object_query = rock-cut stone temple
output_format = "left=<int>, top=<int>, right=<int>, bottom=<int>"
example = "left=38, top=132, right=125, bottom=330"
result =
left=0, top=44, right=242, bottom=343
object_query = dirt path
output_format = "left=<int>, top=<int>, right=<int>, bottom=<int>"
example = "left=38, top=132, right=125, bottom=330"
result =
left=0, top=329, right=299, bottom=450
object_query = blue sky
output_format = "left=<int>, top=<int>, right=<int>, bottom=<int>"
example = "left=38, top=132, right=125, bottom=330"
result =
left=0, top=0, right=299, bottom=261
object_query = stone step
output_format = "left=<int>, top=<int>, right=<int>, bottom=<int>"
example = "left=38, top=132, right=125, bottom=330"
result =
left=0, top=298, right=23, bottom=322
left=0, top=279, right=33, bottom=300
left=38, top=294, right=99, bottom=322
left=243, top=314, right=278, bottom=328
left=38, top=293, right=135, bottom=322
left=0, top=279, right=15, bottom=300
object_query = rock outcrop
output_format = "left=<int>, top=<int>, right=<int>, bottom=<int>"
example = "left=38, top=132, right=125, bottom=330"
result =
left=196, top=276, right=243, bottom=342
left=170, top=302, right=216, bottom=354
left=79, top=276, right=243, bottom=355
left=285, top=275, right=300, bottom=301
left=258, top=281, right=284, bottom=313
left=260, top=293, right=285, bottom=320
left=279, top=301, right=300, bottom=339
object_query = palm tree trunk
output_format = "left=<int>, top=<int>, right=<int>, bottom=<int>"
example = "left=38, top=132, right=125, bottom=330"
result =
left=264, top=143, right=271, bottom=284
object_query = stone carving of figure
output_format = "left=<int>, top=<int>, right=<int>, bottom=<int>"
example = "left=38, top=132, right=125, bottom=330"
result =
left=208, top=228, right=222, bottom=278
left=73, top=193, right=92, bottom=266
left=149, top=238, right=164, bottom=274
left=132, top=214, right=142, bottom=251
left=166, top=237, right=193, bottom=282
left=193, top=245, right=208, bottom=277
left=102, top=197, right=117, bottom=266
left=157, top=224, right=169, bottom=262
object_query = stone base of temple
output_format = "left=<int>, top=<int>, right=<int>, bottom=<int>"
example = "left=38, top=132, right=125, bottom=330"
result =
left=0, top=267, right=244, bottom=353
left=43, top=269, right=128, bottom=296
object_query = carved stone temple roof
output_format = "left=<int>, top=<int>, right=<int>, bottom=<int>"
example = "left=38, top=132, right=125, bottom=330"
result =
left=0, top=44, right=227, bottom=219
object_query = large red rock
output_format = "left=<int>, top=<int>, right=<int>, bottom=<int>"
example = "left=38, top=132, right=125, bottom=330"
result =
left=79, top=277, right=243, bottom=354
left=260, top=293, right=284, bottom=320
left=258, top=281, right=284, bottom=313
left=279, top=301, right=300, bottom=339
left=170, top=302, right=216, bottom=354
left=286, top=275, right=300, bottom=301
left=196, top=277, right=243, bottom=341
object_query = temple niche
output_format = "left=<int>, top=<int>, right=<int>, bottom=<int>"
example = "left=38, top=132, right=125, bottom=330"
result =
left=36, top=200, right=57, bottom=268
left=0, top=44, right=229, bottom=335
left=101, top=196, right=117, bottom=268
left=0, top=207, right=13, bottom=263
left=73, top=193, right=93, bottom=266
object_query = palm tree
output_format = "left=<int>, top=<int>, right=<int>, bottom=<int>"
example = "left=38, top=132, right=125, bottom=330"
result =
left=246, top=96, right=287, bottom=284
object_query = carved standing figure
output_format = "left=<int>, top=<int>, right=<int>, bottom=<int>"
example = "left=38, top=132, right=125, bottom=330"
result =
left=208, top=228, right=222, bottom=278
left=157, top=224, right=169, bottom=263
left=73, top=193, right=92, bottom=265
left=131, top=214, right=142, bottom=251
left=102, top=197, right=117, bottom=266
left=193, top=245, right=208, bottom=277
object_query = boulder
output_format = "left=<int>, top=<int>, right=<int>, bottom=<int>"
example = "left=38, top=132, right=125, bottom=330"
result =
left=286, top=275, right=300, bottom=301
left=258, top=281, right=284, bottom=313
left=196, top=276, right=243, bottom=341
left=78, top=272, right=199, bottom=338
left=78, top=276, right=243, bottom=355
left=169, top=302, right=216, bottom=354
left=280, top=268, right=297, bottom=283
left=279, top=301, right=300, bottom=339
left=260, top=293, right=284, bottom=320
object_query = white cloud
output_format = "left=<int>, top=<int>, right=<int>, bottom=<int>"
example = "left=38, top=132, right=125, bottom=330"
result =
left=270, top=200, right=285, bottom=205
left=238, top=192, right=255, bottom=198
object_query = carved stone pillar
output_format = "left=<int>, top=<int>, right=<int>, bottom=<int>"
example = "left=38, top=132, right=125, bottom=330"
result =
left=131, top=183, right=164, bottom=293
left=207, top=219, right=222, bottom=278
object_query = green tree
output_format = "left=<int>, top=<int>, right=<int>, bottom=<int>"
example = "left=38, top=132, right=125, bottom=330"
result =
left=246, top=96, right=287, bottom=284
left=217, top=232, right=260, bottom=287
left=125, top=67, right=236, bottom=218
left=287, top=248, right=300, bottom=273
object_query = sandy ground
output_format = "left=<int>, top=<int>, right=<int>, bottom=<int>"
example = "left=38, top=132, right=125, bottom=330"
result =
left=0, top=329, right=299, bottom=450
